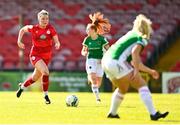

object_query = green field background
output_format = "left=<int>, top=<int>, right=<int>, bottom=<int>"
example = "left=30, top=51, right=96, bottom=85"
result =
left=0, top=92, right=179, bottom=124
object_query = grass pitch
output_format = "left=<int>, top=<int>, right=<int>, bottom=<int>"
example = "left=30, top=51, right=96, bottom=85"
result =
left=0, top=92, right=179, bottom=125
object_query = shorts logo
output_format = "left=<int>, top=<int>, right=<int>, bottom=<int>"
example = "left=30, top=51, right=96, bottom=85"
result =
left=117, top=64, right=123, bottom=72
left=32, top=56, right=36, bottom=61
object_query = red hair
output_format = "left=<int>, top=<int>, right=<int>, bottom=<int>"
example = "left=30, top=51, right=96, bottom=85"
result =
left=89, top=12, right=111, bottom=35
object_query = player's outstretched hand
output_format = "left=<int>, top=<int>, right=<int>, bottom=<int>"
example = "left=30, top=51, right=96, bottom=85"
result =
left=55, top=42, right=60, bottom=50
left=150, top=69, right=159, bottom=79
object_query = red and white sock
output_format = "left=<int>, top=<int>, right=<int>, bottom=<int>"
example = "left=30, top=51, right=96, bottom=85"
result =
left=91, top=84, right=100, bottom=100
left=42, top=75, right=49, bottom=95
left=109, top=88, right=124, bottom=115
left=139, top=86, right=156, bottom=115
left=21, top=78, right=35, bottom=89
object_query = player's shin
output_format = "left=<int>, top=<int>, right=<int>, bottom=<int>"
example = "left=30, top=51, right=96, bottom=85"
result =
left=42, top=75, right=51, bottom=104
left=22, top=77, right=35, bottom=89
left=42, top=75, right=49, bottom=95
left=109, top=88, right=124, bottom=115
left=138, top=86, right=156, bottom=115
left=91, top=83, right=100, bottom=101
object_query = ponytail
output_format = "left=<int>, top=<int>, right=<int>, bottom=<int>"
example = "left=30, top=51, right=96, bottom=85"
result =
left=89, top=12, right=111, bottom=35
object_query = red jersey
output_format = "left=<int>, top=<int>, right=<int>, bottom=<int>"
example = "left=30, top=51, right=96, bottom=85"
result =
left=28, top=24, right=57, bottom=60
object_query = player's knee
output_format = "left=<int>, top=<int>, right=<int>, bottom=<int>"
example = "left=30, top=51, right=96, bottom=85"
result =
left=119, top=89, right=127, bottom=94
left=41, top=70, right=49, bottom=76
left=117, top=85, right=128, bottom=94
left=88, top=74, right=96, bottom=83
left=32, top=75, right=40, bottom=81
left=96, top=80, right=102, bottom=87
left=91, top=76, right=97, bottom=83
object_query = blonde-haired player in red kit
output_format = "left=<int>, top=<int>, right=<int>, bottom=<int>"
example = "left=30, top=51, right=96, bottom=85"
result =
left=16, top=10, right=60, bottom=104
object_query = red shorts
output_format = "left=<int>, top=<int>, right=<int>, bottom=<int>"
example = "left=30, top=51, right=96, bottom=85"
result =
left=30, top=55, right=50, bottom=66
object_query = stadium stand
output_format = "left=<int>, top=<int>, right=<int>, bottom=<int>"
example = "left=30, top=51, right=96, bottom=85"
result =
left=154, top=37, right=180, bottom=72
left=171, top=61, right=180, bottom=71
left=0, top=0, right=179, bottom=71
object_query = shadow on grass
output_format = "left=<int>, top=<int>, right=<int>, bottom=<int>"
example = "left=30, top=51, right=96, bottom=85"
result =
left=121, top=106, right=136, bottom=108
left=159, top=119, right=180, bottom=123
left=79, top=105, right=109, bottom=108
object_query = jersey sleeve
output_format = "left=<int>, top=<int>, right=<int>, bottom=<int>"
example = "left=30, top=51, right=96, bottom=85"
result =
left=101, top=36, right=109, bottom=47
left=50, top=26, right=57, bottom=37
left=82, top=37, right=88, bottom=47
left=136, top=38, right=148, bottom=48
left=27, top=25, right=34, bottom=33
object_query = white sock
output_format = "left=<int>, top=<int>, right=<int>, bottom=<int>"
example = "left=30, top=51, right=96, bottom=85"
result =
left=109, top=88, right=124, bottom=115
left=91, top=84, right=100, bottom=100
left=20, top=84, right=25, bottom=89
left=139, top=86, right=156, bottom=115
left=44, top=91, right=48, bottom=96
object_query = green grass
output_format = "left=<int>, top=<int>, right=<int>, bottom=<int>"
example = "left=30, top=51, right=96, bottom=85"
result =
left=0, top=92, right=179, bottom=124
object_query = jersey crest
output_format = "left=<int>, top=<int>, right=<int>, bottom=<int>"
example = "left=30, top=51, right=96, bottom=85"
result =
left=40, top=34, right=46, bottom=40
left=47, top=30, right=50, bottom=34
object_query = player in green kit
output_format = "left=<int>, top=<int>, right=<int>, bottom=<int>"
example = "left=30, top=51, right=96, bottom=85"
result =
left=102, top=14, right=169, bottom=120
left=81, top=12, right=111, bottom=102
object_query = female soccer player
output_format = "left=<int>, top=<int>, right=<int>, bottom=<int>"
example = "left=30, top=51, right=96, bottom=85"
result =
left=16, top=10, right=60, bottom=104
left=81, top=12, right=111, bottom=102
left=102, top=14, right=169, bottom=120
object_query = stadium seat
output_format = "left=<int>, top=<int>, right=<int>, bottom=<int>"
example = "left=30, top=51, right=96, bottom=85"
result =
left=0, top=0, right=179, bottom=71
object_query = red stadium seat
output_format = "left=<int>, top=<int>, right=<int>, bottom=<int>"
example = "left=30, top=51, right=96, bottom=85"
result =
left=0, top=0, right=179, bottom=71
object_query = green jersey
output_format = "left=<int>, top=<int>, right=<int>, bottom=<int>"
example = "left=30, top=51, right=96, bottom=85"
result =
left=82, top=35, right=108, bottom=59
left=105, top=30, right=148, bottom=62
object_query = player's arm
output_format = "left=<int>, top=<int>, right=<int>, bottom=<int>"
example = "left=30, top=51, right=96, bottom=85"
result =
left=131, top=44, right=142, bottom=71
left=53, top=35, right=60, bottom=50
left=130, top=44, right=143, bottom=80
left=81, top=45, right=88, bottom=56
left=131, top=61, right=159, bottom=79
left=17, top=25, right=33, bottom=49
left=104, top=44, right=110, bottom=50
left=139, top=63, right=159, bottom=79
left=102, top=37, right=110, bottom=51
left=131, top=44, right=159, bottom=79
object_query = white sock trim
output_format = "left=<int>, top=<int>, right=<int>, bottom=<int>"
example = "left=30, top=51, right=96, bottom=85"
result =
left=44, top=91, right=48, bottom=96
left=20, top=84, right=25, bottom=89
left=138, top=86, right=150, bottom=93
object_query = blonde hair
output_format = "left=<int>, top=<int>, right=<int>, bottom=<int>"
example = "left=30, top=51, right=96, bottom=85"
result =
left=88, top=12, right=111, bottom=35
left=133, top=14, right=153, bottom=39
left=37, top=10, right=49, bottom=20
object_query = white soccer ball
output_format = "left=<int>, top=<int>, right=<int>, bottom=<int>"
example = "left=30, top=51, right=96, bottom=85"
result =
left=66, top=95, right=79, bottom=107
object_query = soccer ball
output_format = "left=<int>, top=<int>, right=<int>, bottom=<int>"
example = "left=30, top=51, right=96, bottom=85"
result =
left=66, top=95, right=79, bottom=107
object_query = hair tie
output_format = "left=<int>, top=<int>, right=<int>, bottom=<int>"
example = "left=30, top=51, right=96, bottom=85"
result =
left=94, top=20, right=99, bottom=26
